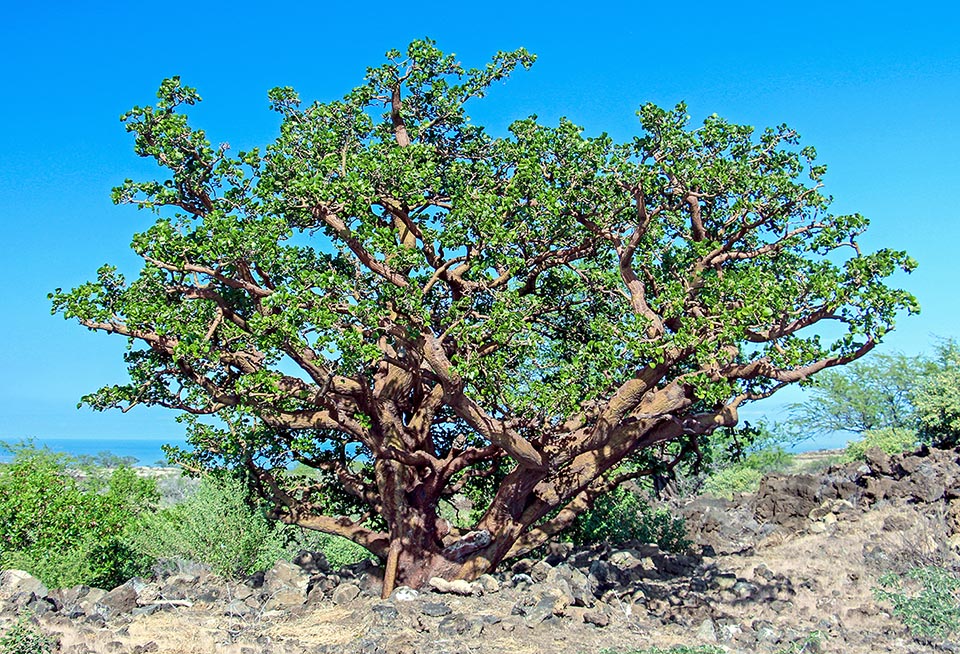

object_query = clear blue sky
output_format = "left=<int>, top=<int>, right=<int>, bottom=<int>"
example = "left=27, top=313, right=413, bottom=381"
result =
left=1, top=1, right=958, bottom=450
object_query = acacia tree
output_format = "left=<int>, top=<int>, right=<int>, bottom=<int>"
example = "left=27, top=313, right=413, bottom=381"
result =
left=52, top=40, right=917, bottom=591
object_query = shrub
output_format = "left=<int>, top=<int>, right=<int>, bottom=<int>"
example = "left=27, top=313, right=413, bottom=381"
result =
left=702, top=446, right=792, bottom=498
left=702, top=466, right=764, bottom=499
left=914, top=341, right=960, bottom=448
left=874, top=565, right=960, bottom=640
left=567, top=487, right=690, bottom=552
left=130, top=475, right=290, bottom=578
left=0, top=612, right=56, bottom=654
left=843, top=427, right=917, bottom=462
left=0, top=443, right=157, bottom=589
left=291, top=531, right=371, bottom=571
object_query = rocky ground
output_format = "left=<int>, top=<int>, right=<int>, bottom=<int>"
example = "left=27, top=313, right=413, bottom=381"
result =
left=3, top=445, right=960, bottom=654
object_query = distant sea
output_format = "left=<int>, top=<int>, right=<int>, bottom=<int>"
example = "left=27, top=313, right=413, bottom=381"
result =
left=0, top=430, right=853, bottom=467
left=0, top=436, right=189, bottom=467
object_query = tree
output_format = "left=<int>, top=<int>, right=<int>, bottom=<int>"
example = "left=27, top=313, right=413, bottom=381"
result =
left=51, top=40, right=918, bottom=591
left=915, top=340, right=960, bottom=448
left=787, top=351, right=921, bottom=436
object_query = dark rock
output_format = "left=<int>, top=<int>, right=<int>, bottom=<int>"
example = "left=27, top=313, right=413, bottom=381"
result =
left=864, top=446, right=893, bottom=476
left=421, top=602, right=452, bottom=617
left=755, top=474, right=821, bottom=528
left=331, top=583, right=362, bottom=605
left=97, top=579, right=140, bottom=614
left=437, top=614, right=478, bottom=636
left=583, top=609, right=610, bottom=627
left=371, top=602, right=399, bottom=621
left=293, top=549, right=330, bottom=574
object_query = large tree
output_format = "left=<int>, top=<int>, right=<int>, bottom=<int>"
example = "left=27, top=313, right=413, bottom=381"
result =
left=52, top=40, right=917, bottom=591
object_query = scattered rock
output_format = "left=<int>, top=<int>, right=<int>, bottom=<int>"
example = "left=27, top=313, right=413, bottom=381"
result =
left=428, top=577, right=477, bottom=596
left=331, top=583, right=362, bottom=605
left=421, top=601, right=452, bottom=617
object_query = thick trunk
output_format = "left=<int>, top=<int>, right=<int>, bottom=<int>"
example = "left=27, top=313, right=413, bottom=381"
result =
left=378, top=498, right=516, bottom=592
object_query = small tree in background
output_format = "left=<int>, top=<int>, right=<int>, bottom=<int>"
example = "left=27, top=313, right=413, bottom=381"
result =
left=787, top=340, right=960, bottom=450
left=52, top=40, right=917, bottom=591
left=915, top=341, right=960, bottom=448
left=787, top=352, right=920, bottom=436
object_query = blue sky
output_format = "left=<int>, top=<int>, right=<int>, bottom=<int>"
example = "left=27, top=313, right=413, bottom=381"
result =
left=1, top=1, right=958, bottom=450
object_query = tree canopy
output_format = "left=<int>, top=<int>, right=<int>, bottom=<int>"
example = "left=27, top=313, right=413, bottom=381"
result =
left=786, top=341, right=959, bottom=449
left=52, top=40, right=918, bottom=590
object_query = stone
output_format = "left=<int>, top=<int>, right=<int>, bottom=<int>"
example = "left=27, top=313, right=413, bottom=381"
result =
left=97, top=579, right=140, bottom=614
left=0, top=570, right=47, bottom=599
left=428, top=577, right=477, bottom=596
left=713, top=573, right=737, bottom=590
left=755, top=474, right=822, bottom=528
left=264, top=560, right=310, bottom=594
left=695, top=618, right=718, bottom=642
left=476, top=574, right=500, bottom=594
left=390, top=586, right=419, bottom=602
left=292, top=549, right=330, bottom=574
left=583, top=609, right=610, bottom=627
left=331, top=583, right=362, bottom=605
left=421, top=602, right=452, bottom=617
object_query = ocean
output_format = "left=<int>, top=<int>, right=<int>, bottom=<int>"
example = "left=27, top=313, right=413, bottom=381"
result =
left=0, top=436, right=189, bottom=467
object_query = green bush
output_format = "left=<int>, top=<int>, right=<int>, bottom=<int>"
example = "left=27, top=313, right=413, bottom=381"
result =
left=0, top=444, right=157, bottom=589
left=702, top=466, right=764, bottom=498
left=567, top=487, right=690, bottom=552
left=843, top=427, right=917, bottom=462
left=702, top=446, right=792, bottom=498
left=0, top=612, right=57, bottom=654
left=874, top=566, right=960, bottom=640
left=130, top=475, right=291, bottom=578
left=291, top=531, right=371, bottom=571
left=914, top=341, right=960, bottom=448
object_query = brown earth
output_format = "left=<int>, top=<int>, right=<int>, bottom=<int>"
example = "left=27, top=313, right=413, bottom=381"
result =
left=3, top=445, right=959, bottom=654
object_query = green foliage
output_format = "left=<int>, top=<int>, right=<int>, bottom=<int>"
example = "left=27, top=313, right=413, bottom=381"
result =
left=789, top=351, right=920, bottom=435
left=0, top=612, right=56, bottom=654
left=130, top=475, right=290, bottom=578
left=50, top=39, right=918, bottom=570
left=567, top=488, right=690, bottom=552
left=0, top=443, right=157, bottom=589
left=292, top=531, right=371, bottom=570
left=702, top=466, right=764, bottom=499
left=914, top=340, right=960, bottom=448
left=842, top=427, right=917, bottom=462
left=874, top=566, right=960, bottom=640
left=788, top=341, right=960, bottom=450
left=702, top=445, right=792, bottom=498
